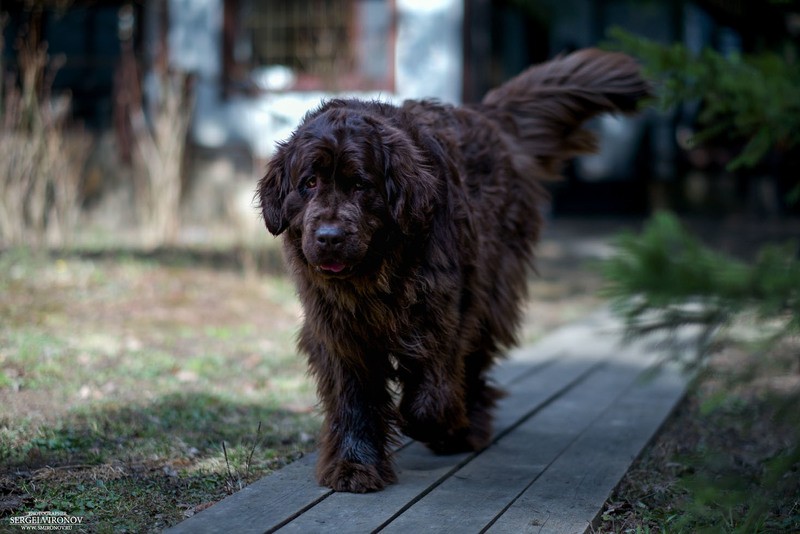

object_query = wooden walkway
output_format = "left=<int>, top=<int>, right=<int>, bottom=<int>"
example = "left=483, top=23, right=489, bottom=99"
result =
left=167, top=309, right=693, bottom=534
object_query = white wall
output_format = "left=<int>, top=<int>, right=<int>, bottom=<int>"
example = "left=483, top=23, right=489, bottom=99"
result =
left=395, top=0, right=464, bottom=104
left=168, top=0, right=465, bottom=158
left=168, top=0, right=222, bottom=77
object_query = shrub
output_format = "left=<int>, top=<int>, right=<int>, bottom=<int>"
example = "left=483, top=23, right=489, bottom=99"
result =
left=0, top=23, right=89, bottom=248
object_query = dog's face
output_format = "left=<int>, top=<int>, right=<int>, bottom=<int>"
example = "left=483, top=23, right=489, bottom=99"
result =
left=277, top=126, right=389, bottom=278
left=258, top=102, right=439, bottom=278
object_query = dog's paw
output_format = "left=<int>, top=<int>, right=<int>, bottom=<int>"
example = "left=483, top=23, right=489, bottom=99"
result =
left=317, top=458, right=397, bottom=493
left=401, top=417, right=478, bottom=455
left=424, top=424, right=492, bottom=455
left=404, top=387, right=497, bottom=455
left=399, top=387, right=469, bottom=442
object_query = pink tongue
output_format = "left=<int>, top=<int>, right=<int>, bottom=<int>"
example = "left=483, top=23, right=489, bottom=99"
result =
left=320, top=262, right=346, bottom=273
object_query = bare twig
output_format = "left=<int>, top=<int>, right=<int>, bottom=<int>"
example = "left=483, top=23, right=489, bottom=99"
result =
left=221, top=441, right=241, bottom=494
left=244, top=421, right=263, bottom=483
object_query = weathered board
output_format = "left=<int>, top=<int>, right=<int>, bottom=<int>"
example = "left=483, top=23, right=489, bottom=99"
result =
left=167, top=309, right=691, bottom=534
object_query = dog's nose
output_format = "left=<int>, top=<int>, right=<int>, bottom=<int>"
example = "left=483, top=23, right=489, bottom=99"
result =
left=315, top=225, right=345, bottom=247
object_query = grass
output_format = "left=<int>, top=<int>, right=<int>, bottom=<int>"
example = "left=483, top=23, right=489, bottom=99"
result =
left=0, top=248, right=318, bottom=531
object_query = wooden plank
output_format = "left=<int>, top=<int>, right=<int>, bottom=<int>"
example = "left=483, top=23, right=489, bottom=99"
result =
left=485, top=361, right=686, bottom=534
left=378, top=343, right=658, bottom=533
left=275, top=443, right=472, bottom=534
left=168, top=309, right=693, bottom=534
left=276, top=359, right=604, bottom=532
left=492, top=308, right=616, bottom=385
left=168, top=312, right=615, bottom=534
left=165, top=454, right=330, bottom=534
left=276, top=330, right=621, bottom=532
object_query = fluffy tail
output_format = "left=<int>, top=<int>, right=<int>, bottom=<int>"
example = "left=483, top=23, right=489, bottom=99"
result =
left=481, top=48, right=650, bottom=177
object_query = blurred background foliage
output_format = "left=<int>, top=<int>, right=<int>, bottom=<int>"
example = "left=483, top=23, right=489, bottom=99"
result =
left=609, top=27, right=800, bottom=189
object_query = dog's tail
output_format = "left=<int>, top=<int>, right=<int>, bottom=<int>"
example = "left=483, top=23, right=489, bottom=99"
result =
left=481, top=48, right=650, bottom=177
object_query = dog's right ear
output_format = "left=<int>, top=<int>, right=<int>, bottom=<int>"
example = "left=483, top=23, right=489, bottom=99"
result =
left=257, top=148, right=291, bottom=236
left=381, top=130, right=439, bottom=236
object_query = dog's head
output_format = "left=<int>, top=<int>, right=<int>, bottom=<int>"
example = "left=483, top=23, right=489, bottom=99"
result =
left=257, top=100, right=438, bottom=278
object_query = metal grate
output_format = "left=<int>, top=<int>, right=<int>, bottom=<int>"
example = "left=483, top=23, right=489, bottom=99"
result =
left=244, top=0, right=354, bottom=82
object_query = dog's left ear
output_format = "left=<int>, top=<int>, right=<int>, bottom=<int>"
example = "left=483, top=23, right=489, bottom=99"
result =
left=257, top=148, right=291, bottom=236
left=382, top=132, right=438, bottom=235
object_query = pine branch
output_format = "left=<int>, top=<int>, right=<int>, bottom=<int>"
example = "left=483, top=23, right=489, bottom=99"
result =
left=602, top=212, right=800, bottom=363
left=606, top=28, right=800, bottom=173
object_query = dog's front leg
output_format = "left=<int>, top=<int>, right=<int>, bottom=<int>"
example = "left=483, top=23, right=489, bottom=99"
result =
left=307, top=343, right=397, bottom=493
left=398, top=349, right=473, bottom=454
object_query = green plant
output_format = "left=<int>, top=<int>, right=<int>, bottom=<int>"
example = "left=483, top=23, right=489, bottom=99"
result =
left=600, top=213, right=800, bottom=532
left=608, top=28, right=800, bottom=172
left=602, top=212, right=800, bottom=364
left=607, top=28, right=800, bottom=207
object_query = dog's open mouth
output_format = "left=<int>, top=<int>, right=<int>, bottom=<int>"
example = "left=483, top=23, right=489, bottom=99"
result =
left=318, top=262, right=348, bottom=274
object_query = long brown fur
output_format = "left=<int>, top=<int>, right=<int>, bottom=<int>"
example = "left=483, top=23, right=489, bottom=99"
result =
left=257, top=49, right=649, bottom=493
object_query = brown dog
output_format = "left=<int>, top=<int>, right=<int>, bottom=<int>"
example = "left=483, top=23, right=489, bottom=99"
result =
left=257, top=49, right=649, bottom=493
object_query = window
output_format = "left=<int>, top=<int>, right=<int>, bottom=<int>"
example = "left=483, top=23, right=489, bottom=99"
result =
left=224, top=0, right=394, bottom=94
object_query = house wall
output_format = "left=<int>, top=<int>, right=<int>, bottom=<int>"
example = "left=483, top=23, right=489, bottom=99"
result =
left=166, top=0, right=464, bottom=161
left=396, top=0, right=463, bottom=103
left=168, top=0, right=222, bottom=77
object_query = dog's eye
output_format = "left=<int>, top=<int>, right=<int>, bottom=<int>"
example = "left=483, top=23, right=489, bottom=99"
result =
left=353, top=178, right=370, bottom=191
left=299, top=176, right=317, bottom=199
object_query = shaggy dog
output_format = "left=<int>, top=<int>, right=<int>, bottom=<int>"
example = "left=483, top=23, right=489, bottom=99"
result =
left=257, top=49, right=649, bottom=493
